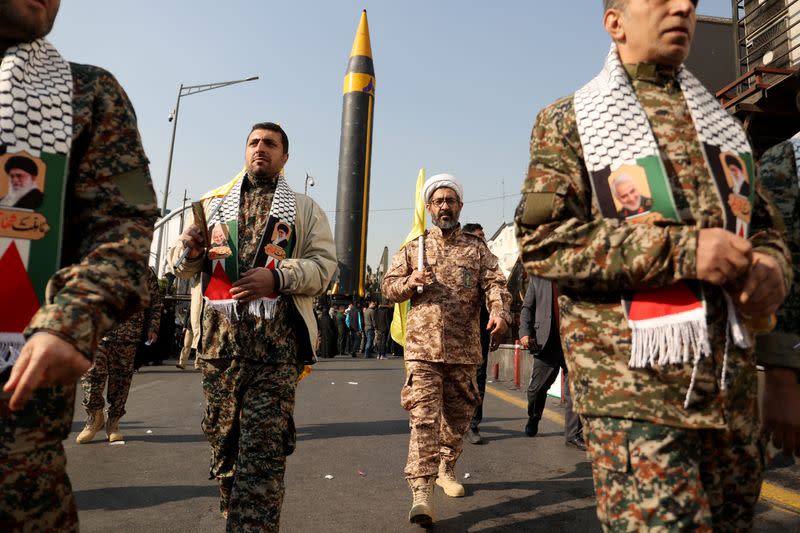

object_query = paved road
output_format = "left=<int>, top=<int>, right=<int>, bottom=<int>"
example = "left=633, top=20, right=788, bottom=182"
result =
left=65, top=357, right=800, bottom=532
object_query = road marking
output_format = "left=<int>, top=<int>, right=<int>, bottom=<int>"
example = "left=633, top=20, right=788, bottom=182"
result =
left=485, top=384, right=800, bottom=515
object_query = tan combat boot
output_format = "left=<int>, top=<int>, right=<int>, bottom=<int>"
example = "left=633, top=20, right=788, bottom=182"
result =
left=75, top=410, right=105, bottom=444
left=435, top=460, right=465, bottom=497
left=408, top=476, right=435, bottom=526
left=106, top=416, right=123, bottom=442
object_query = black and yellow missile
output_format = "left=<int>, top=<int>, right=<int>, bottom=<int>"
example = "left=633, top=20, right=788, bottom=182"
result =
left=333, top=10, right=375, bottom=298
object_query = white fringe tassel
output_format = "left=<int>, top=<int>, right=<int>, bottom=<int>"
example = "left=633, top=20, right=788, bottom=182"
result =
left=628, top=318, right=711, bottom=369
left=204, top=297, right=277, bottom=322
left=0, top=332, right=26, bottom=373
left=627, top=317, right=711, bottom=410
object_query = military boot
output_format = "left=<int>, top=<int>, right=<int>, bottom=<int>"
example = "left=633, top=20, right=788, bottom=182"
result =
left=75, top=410, right=105, bottom=444
left=435, top=460, right=465, bottom=497
left=408, top=476, right=435, bottom=526
left=106, top=416, right=124, bottom=442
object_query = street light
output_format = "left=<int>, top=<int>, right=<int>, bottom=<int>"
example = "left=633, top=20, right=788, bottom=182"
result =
left=154, top=75, right=259, bottom=274
left=304, top=173, right=316, bottom=195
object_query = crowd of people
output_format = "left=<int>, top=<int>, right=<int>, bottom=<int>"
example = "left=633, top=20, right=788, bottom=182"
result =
left=2, top=1, right=800, bottom=532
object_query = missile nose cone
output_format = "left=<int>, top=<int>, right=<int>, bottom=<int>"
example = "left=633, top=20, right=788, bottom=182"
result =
left=350, top=10, right=373, bottom=59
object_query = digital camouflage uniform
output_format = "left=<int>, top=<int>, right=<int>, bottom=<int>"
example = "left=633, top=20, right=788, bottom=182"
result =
left=173, top=173, right=336, bottom=533
left=382, top=225, right=511, bottom=479
left=515, top=63, right=791, bottom=532
left=0, top=64, right=158, bottom=532
left=755, top=138, right=800, bottom=368
left=81, top=267, right=161, bottom=420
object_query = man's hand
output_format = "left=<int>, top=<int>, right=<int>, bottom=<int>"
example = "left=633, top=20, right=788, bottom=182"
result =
left=180, top=223, right=206, bottom=259
left=2, top=333, right=90, bottom=411
left=230, top=268, right=275, bottom=303
left=519, top=336, right=530, bottom=349
left=487, top=316, right=508, bottom=350
left=733, top=252, right=786, bottom=318
left=696, top=228, right=752, bottom=286
left=147, top=331, right=158, bottom=345
left=762, top=367, right=800, bottom=457
left=407, top=269, right=433, bottom=290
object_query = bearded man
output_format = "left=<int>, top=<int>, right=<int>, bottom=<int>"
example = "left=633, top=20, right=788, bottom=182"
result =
left=515, top=1, right=792, bottom=530
left=382, top=173, right=511, bottom=526
left=171, top=122, right=335, bottom=532
left=0, top=0, right=159, bottom=530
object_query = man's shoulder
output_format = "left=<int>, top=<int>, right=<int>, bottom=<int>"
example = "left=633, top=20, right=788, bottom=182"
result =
left=69, top=62, right=125, bottom=97
left=536, top=94, right=576, bottom=130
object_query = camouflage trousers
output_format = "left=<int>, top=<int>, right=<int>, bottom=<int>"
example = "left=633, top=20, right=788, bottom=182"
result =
left=0, top=383, right=79, bottom=532
left=81, top=339, right=137, bottom=419
left=401, top=361, right=480, bottom=479
left=199, top=358, right=299, bottom=533
left=583, top=415, right=764, bottom=532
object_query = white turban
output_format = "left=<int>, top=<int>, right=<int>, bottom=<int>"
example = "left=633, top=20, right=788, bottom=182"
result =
left=422, top=173, right=463, bottom=203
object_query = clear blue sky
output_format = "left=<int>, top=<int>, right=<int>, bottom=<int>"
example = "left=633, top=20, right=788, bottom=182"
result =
left=49, top=1, right=733, bottom=268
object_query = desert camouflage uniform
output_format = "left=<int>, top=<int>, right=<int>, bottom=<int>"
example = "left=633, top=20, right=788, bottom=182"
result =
left=756, top=138, right=800, bottom=367
left=179, top=174, right=301, bottom=533
left=0, top=64, right=158, bottom=532
left=81, top=267, right=161, bottom=419
left=382, top=224, right=511, bottom=479
left=515, top=63, right=791, bottom=531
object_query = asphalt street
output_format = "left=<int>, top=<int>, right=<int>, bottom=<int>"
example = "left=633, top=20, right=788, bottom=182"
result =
left=65, top=357, right=800, bottom=532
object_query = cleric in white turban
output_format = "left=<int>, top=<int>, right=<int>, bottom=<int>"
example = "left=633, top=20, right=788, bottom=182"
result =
left=422, top=173, right=463, bottom=204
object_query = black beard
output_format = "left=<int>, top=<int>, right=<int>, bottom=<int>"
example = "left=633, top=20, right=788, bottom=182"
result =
left=431, top=213, right=460, bottom=230
left=246, top=165, right=279, bottom=184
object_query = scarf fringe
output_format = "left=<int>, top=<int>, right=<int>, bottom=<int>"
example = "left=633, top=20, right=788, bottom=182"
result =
left=203, top=297, right=277, bottom=321
left=628, top=318, right=711, bottom=368
left=0, top=332, right=26, bottom=372
left=247, top=298, right=277, bottom=320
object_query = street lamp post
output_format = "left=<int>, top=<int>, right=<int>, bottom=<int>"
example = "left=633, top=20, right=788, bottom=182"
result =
left=154, top=76, right=259, bottom=275
left=304, top=173, right=316, bottom=195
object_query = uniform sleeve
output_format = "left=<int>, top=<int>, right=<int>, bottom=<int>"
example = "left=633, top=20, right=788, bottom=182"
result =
left=514, top=97, right=697, bottom=293
left=751, top=143, right=795, bottom=308
left=25, top=67, right=158, bottom=358
left=381, top=244, right=414, bottom=303
left=479, top=245, right=512, bottom=325
left=755, top=142, right=799, bottom=368
left=144, top=270, right=162, bottom=334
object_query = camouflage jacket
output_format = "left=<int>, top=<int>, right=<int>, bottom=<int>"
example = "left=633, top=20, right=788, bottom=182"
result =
left=756, top=139, right=800, bottom=367
left=515, top=63, right=792, bottom=428
left=171, top=173, right=336, bottom=365
left=104, top=268, right=162, bottom=343
left=24, top=63, right=158, bottom=359
left=382, top=225, right=512, bottom=365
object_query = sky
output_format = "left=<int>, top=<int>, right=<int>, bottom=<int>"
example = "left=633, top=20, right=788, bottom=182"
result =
left=49, top=0, right=734, bottom=270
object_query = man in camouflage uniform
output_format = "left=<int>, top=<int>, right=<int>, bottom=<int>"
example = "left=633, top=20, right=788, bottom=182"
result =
left=383, top=174, right=511, bottom=526
left=757, top=135, right=800, bottom=457
left=0, top=1, right=159, bottom=530
left=77, top=267, right=162, bottom=443
left=515, top=1, right=792, bottom=530
left=171, top=122, right=336, bottom=532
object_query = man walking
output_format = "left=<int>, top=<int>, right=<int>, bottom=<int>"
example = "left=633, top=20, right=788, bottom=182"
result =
left=0, top=1, right=159, bottom=529
left=172, top=122, right=335, bottom=532
left=519, top=276, right=584, bottom=450
left=515, top=1, right=791, bottom=530
left=757, top=133, right=800, bottom=457
left=77, top=267, right=162, bottom=443
left=461, top=223, right=492, bottom=446
left=383, top=173, right=511, bottom=526
left=363, top=300, right=377, bottom=358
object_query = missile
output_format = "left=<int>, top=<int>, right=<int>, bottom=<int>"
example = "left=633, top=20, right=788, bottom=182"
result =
left=333, top=10, right=375, bottom=298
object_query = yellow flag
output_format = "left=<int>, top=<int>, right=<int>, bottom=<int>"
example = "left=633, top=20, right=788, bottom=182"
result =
left=390, top=168, right=426, bottom=347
